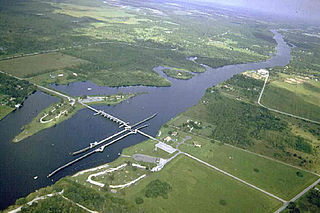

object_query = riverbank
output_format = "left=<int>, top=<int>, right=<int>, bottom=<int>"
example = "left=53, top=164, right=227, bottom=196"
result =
left=12, top=93, right=137, bottom=142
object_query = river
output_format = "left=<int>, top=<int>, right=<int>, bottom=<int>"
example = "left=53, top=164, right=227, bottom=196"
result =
left=0, top=30, right=291, bottom=209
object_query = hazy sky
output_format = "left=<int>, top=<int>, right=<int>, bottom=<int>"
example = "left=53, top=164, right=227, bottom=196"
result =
left=193, top=0, right=320, bottom=22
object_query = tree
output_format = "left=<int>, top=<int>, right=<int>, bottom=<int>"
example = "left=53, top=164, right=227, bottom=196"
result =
left=287, top=202, right=296, bottom=209
left=145, top=179, right=171, bottom=199
left=135, top=197, right=144, bottom=205
left=307, top=189, right=320, bottom=207
left=296, top=171, right=303, bottom=177
left=16, top=197, right=27, bottom=205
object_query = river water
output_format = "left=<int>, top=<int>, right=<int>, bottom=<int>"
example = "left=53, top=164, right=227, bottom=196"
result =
left=0, top=30, right=291, bottom=209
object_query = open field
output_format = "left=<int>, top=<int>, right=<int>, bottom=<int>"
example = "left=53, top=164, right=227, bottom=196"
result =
left=52, top=2, right=136, bottom=23
left=27, top=69, right=86, bottom=86
left=122, top=155, right=282, bottom=213
left=176, top=131, right=318, bottom=200
left=0, top=53, right=87, bottom=78
left=261, top=73, right=320, bottom=122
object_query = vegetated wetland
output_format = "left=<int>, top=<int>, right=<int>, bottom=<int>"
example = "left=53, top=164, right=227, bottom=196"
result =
left=1, top=0, right=320, bottom=212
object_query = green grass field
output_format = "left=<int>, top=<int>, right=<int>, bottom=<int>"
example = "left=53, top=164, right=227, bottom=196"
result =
left=0, top=53, right=87, bottom=78
left=123, top=155, right=282, bottom=212
left=27, top=70, right=84, bottom=86
left=0, top=105, right=14, bottom=120
left=261, top=73, right=320, bottom=122
left=177, top=131, right=318, bottom=200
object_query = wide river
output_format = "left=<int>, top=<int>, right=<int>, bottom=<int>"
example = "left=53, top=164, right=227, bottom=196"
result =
left=0, top=30, right=291, bottom=209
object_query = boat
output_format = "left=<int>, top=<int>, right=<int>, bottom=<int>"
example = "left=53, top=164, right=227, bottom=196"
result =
left=87, top=87, right=92, bottom=91
left=33, top=176, right=38, bottom=180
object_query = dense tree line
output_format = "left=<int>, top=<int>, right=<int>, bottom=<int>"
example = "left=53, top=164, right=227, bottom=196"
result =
left=0, top=73, right=36, bottom=107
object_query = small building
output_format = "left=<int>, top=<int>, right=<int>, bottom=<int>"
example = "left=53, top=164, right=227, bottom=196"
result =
left=164, top=136, right=172, bottom=143
left=57, top=74, right=64, bottom=77
left=171, top=131, right=178, bottom=137
left=257, top=69, right=269, bottom=76
left=193, top=141, right=202, bottom=148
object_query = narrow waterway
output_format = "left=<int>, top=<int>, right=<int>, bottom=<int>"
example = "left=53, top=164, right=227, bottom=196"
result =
left=0, top=30, right=291, bottom=209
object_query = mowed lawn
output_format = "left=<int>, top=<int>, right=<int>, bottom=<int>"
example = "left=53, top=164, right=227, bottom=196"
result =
left=0, top=52, right=87, bottom=77
left=124, top=155, right=282, bottom=213
left=178, top=133, right=318, bottom=200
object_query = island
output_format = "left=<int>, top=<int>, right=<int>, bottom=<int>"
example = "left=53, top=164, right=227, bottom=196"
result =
left=12, top=93, right=137, bottom=142
left=162, top=68, right=195, bottom=80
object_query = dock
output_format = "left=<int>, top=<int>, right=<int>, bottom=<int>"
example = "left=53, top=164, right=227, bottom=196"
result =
left=48, top=131, right=134, bottom=178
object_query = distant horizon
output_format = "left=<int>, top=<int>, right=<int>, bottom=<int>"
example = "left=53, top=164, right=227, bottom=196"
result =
left=182, top=0, right=320, bottom=24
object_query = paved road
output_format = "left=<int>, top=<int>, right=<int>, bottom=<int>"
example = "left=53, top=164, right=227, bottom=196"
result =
left=176, top=136, right=192, bottom=148
left=133, top=154, right=158, bottom=164
left=36, top=85, right=73, bottom=101
left=182, top=152, right=287, bottom=203
left=274, top=178, right=320, bottom=213
left=258, top=72, right=320, bottom=125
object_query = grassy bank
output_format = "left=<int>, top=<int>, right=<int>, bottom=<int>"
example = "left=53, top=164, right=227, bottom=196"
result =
left=0, top=105, right=14, bottom=120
